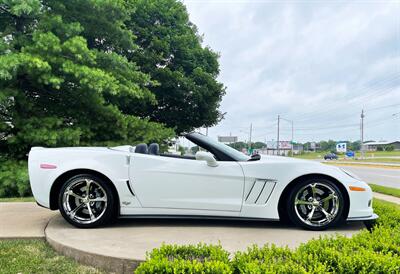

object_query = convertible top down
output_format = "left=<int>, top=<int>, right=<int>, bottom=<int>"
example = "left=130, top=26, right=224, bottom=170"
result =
left=29, top=132, right=377, bottom=230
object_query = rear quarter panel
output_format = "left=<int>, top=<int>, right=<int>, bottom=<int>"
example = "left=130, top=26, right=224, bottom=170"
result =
left=28, top=147, right=130, bottom=208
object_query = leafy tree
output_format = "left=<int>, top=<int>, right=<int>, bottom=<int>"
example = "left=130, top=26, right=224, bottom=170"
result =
left=125, top=0, right=225, bottom=133
left=319, top=140, right=337, bottom=152
left=253, top=142, right=266, bottom=149
left=0, top=0, right=174, bottom=159
left=228, top=141, right=248, bottom=151
left=348, top=141, right=361, bottom=151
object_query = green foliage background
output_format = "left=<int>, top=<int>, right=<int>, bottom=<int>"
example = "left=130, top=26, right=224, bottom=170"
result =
left=0, top=0, right=225, bottom=197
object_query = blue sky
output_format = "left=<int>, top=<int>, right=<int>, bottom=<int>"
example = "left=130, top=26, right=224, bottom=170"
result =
left=184, top=0, right=400, bottom=143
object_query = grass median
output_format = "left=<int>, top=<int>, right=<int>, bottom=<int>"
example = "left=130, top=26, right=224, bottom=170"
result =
left=369, top=184, right=400, bottom=199
left=0, top=197, right=35, bottom=202
left=0, top=239, right=104, bottom=273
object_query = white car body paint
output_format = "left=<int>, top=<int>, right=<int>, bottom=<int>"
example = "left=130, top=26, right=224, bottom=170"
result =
left=28, top=146, right=376, bottom=222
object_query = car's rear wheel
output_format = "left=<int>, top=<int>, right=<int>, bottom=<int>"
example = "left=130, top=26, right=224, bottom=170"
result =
left=286, top=178, right=345, bottom=230
left=58, top=174, right=115, bottom=228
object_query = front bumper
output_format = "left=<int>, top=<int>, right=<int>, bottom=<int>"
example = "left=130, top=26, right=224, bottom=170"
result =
left=347, top=213, right=379, bottom=221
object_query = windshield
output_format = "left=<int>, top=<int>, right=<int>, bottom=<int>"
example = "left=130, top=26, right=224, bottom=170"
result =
left=186, top=132, right=250, bottom=162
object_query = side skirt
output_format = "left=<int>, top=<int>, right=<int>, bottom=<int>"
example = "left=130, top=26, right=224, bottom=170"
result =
left=118, top=214, right=280, bottom=222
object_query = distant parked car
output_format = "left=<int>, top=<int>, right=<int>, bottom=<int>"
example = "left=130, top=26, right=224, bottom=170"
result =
left=324, top=153, right=338, bottom=160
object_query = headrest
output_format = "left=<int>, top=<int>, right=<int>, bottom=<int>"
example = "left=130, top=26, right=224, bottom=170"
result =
left=148, top=143, right=159, bottom=155
left=134, top=143, right=148, bottom=154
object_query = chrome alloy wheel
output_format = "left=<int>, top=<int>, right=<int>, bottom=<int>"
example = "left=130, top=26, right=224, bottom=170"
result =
left=294, top=183, right=339, bottom=227
left=62, top=178, right=108, bottom=225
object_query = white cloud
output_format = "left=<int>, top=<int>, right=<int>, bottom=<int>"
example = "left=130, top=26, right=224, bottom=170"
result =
left=185, top=0, right=400, bottom=142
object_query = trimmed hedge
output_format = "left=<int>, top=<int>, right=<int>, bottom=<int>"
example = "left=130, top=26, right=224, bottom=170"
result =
left=0, top=159, right=31, bottom=198
left=136, top=200, right=400, bottom=273
left=135, top=244, right=232, bottom=273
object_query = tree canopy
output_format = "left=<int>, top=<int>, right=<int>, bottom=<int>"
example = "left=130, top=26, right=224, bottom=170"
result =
left=0, top=0, right=225, bottom=159
left=126, top=0, right=225, bottom=133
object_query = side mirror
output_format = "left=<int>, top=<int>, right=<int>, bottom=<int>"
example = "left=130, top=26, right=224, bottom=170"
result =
left=195, top=151, right=218, bottom=167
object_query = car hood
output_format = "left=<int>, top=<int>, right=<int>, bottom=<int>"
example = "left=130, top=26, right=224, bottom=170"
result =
left=257, top=154, right=315, bottom=164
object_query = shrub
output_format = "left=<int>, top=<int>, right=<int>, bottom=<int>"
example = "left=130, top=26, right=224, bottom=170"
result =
left=135, top=244, right=232, bottom=274
left=0, top=159, right=31, bottom=198
left=137, top=200, right=400, bottom=273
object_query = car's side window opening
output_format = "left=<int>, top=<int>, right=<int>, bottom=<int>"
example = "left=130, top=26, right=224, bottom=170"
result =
left=139, top=132, right=250, bottom=162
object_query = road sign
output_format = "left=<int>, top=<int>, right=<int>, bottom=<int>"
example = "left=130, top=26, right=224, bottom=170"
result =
left=336, top=142, right=347, bottom=153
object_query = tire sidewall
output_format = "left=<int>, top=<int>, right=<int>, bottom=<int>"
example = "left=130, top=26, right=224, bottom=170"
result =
left=58, top=174, right=115, bottom=228
left=286, top=178, right=345, bottom=230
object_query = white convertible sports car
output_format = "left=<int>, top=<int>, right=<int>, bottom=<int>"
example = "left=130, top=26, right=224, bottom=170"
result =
left=29, top=132, right=377, bottom=230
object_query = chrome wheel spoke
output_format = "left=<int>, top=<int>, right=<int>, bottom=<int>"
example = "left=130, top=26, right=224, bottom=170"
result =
left=65, top=190, right=83, bottom=200
left=87, top=204, right=95, bottom=220
left=68, top=203, right=84, bottom=219
left=310, top=183, right=317, bottom=198
left=90, top=197, right=107, bottom=202
left=295, top=199, right=313, bottom=206
left=85, top=179, right=92, bottom=196
left=306, top=206, right=316, bottom=221
left=321, top=207, right=333, bottom=221
left=321, top=193, right=337, bottom=203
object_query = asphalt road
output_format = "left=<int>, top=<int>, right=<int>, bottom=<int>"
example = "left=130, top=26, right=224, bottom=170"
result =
left=340, top=166, right=400, bottom=189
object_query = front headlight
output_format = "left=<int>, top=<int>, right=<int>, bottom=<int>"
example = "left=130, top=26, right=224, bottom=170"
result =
left=340, top=168, right=362, bottom=180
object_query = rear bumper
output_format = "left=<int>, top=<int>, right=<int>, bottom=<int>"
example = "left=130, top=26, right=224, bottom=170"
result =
left=346, top=213, right=379, bottom=221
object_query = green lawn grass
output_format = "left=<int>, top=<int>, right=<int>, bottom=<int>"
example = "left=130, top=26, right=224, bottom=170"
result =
left=293, top=151, right=327, bottom=159
left=294, top=150, right=400, bottom=162
left=0, top=197, right=35, bottom=202
left=369, top=184, right=400, bottom=199
left=355, top=151, right=400, bottom=157
left=0, top=239, right=104, bottom=273
left=341, top=158, right=400, bottom=163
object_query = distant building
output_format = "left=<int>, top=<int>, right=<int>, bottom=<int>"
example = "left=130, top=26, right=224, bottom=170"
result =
left=363, top=141, right=400, bottom=151
left=263, top=141, right=303, bottom=156
left=218, top=136, right=238, bottom=144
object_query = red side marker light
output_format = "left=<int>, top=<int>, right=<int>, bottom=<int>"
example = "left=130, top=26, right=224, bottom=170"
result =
left=40, top=163, right=57, bottom=169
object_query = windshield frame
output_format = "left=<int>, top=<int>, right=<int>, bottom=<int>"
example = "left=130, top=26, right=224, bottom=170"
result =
left=185, top=132, right=250, bottom=162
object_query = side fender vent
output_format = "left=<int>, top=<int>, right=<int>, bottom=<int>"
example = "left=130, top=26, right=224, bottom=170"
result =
left=126, top=180, right=135, bottom=196
left=245, top=179, right=276, bottom=205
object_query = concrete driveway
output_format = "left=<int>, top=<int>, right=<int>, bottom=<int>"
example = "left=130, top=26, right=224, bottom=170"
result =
left=0, top=202, right=56, bottom=239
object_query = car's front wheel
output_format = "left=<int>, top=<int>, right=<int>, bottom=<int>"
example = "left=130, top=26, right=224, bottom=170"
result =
left=286, top=178, right=345, bottom=230
left=58, top=174, right=116, bottom=228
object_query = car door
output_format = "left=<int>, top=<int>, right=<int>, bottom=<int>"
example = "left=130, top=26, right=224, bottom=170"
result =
left=129, top=153, right=245, bottom=212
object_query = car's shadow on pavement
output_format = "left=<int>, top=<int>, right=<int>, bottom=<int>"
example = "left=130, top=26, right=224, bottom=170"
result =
left=113, top=217, right=364, bottom=231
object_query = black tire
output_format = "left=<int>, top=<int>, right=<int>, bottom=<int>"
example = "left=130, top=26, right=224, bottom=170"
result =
left=58, top=174, right=116, bottom=228
left=286, top=178, right=345, bottom=230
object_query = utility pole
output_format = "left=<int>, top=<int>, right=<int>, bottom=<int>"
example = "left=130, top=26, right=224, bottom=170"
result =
left=291, top=120, right=294, bottom=157
left=277, top=115, right=280, bottom=155
left=206, top=127, right=208, bottom=136
left=360, top=109, right=365, bottom=159
left=249, top=123, right=253, bottom=151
